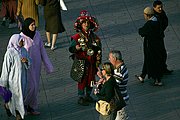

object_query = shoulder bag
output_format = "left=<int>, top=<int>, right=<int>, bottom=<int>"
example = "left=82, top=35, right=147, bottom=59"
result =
left=111, top=86, right=126, bottom=111
left=70, top=58, right=85, bottom=82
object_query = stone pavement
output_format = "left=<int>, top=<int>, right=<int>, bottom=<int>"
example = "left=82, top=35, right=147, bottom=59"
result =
left=0, top=0, right=180, bottom=120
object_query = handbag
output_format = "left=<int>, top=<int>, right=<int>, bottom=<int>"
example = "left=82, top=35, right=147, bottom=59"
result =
left=95, top=100, right=111, bottom=115
left=111, top=86, right=126, bottom=111
left=70, top=58, right=85, bottom=82
left=0, top=86, right=12, bottom=103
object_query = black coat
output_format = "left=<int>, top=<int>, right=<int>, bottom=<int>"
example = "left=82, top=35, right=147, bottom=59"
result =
left=139, top=17, right=163, bottom=79
left=154, top=10, right=168, bottom=70
left=96, top=76, right=116, bottom=102
left=154, top=10, right=168, bottom=38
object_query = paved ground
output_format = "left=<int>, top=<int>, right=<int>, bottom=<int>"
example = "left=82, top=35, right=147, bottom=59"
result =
left=0, top=0, right=180, bottom=120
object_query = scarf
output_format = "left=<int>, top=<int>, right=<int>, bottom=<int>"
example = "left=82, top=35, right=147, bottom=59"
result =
left=21, top=18, right=36, bottom=39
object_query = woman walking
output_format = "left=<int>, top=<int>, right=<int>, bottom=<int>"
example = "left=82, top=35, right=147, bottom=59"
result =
left=1, top=34, right=31, bottom=120
left=41, top=0, right=65, bottom=50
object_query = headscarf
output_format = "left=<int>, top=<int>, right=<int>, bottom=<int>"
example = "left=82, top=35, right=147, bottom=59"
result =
left=7, top=34, right=24, bottom=52
left=21, top=17, right=36, bottom=39
left=6, top=34, right=29, bottom=61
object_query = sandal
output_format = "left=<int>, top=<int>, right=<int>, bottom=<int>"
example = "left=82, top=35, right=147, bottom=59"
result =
left=16, top=110, right=23, bottom=120
left=135, top=75, right=144, bottom=83
left=44, top=42, right=51, bottom=47
left=4, top=104, right=12, bottom=117
left=154, top=80, right=163, bottom=86
left=51, top=45, right=57, bottom=51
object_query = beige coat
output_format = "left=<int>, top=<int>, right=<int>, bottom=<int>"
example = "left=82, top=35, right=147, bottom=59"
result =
left=17, top=0, right=40, bottom=26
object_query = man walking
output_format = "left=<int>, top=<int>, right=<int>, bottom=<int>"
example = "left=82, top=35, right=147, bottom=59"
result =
left=153, top=0, right=173, bottom=74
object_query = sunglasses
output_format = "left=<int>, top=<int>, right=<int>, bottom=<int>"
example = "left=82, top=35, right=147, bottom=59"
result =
left=100, top=68, right=105, bottom=71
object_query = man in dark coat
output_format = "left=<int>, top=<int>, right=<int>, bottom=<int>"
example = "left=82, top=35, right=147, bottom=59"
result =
left=137, top=7, right=163, bottom=86
left=153, top=0, right=173, bottom=74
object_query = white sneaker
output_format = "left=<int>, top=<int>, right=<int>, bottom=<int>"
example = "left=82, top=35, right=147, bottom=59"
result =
left=44, top=42, right=51, bottom=47
left=2, top=17, right=6, bottom=21
left=51, top=46, right=57, bottom=51
left=154, top=80, right=163, bottom=86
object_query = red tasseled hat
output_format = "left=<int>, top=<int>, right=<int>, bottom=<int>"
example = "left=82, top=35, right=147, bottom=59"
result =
left=74, top=10, right=99, bottom=32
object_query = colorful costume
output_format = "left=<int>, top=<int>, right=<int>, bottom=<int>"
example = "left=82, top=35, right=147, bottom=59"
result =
left=69, top=10, right=101, bottom=105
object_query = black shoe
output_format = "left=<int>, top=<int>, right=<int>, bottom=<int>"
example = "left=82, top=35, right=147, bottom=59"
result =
left=163, top=69, right=173, bottom=75
left=78, top=97, right=89, bottom=106
left=84, top=96, right=95, bottom=103
left=4, top=104, right=12, bottom=117
left=26, top=105, right=40, bottom=115
left=1, top=21, right=6, bottom=26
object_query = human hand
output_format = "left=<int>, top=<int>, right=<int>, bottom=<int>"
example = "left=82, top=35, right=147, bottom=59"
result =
left=98, top=78, right=105, bottom=84
left=21, top=58, right=28, bottom=63
left=97, top=68, right=103, bottom=78
left=18, top=21, right=22, bottom=30
left=76, top=45, right=81, bottom=50
left=94, top=88, right=99, bottom=95
left=96, top=54, right=101, bottom=61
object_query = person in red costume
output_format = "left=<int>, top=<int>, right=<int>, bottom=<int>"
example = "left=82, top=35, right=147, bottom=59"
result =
left=69, top=10, right=102, bottom=106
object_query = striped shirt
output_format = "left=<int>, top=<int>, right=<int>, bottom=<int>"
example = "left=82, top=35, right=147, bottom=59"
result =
left=113, top=63, right=129, bottom=102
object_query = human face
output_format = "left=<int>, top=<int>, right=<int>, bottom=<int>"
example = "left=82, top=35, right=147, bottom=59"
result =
left=109, top=53, right=116, bottom=66
left=81, top=21, right=90, bottom=31
left=153, top=4, right=163, bottom=13
left=29, top=22, right=36, bottom=31
left=19, top=39, right=24, bottom=47
left=143, top=13, right=149, bottom=21
left=101, top=67, right=106, bottom=76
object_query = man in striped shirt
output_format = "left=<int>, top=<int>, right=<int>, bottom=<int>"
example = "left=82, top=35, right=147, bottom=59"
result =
left=109, top=50, right=129, bottom=120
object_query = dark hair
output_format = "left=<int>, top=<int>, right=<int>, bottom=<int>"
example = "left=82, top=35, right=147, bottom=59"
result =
left=75, top=18, right=90, bottom=32
left=102, top=62, right=114, bottom=76
left=22, top=17, right=36, bottom=39
left=153, top=0, right=162, bottom=7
